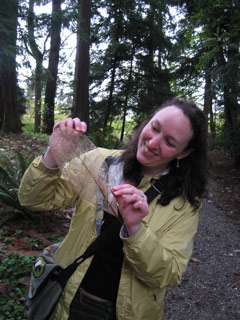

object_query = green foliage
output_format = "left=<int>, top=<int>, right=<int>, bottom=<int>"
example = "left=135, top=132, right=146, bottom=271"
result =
left=88, top=117, right=136, bottom=148
left=0, top=151, right=37, bottom=219
left=89, top=126, right=121, bottom=149
left=0, top=253, right=34, bottom=283
left=22, top=99, right=36, bottom=124
left=21, top=121, right=49, bottom=139
left=25, top=236, right=43, bottom=248
left=15, top=0, right=240, bottom=166
left=89, top=0, right=175, bottom=128
left=0, top=229, right=15, bottom=249
left=21, top=121, right=35, bottom=135
left=17, top=86, right=27, bottom=118
left=0, top=252, right=35, bottom=320
left=49, top=234, right=64, bottom=243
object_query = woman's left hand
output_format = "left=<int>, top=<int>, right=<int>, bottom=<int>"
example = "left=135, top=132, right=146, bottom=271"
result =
left=111, top=184, right=149, bottom=236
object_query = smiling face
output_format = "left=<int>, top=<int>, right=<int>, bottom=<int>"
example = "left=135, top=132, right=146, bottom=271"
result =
left=136, top=106, right=193, bottom=176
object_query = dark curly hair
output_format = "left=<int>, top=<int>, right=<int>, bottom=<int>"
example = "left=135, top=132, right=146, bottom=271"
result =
left=121, top=98, right=209, bottom=210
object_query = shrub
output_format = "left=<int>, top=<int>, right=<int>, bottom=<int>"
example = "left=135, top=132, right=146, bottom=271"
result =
left=89, top=126, right=121, bottom=149
left=0, top=252, right=35, bottom=320
left=0, top=151, right=37, bottom=219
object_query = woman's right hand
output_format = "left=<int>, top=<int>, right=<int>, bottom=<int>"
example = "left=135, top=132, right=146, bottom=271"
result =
left=43, top=118, right=87, bottom=168
left=53, top=117, right=87, bottom=134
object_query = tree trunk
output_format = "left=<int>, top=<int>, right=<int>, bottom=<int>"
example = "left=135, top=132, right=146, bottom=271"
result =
left=0, top=0, right=22, bottom=133
left=42, top=0, right=62, bottom=134
left=226, top=36, right=240, bottom=166
left=217, top=41, right=239, bottom=164
left=146, top=2, right=155, bottom=106
left=103, top=57, right=117, bottom=128
left=103, top=3, right=122, bottom=129
left=203, top=62, right=215, bottom=145
left=28, top=0, right=44, bottom=133
left=120, top=48, right=134, bottom=141
left=34, top=63, right=42, bottom=133
left=72, top=0, right=91, bottom=128
left=209, top=102, right=215, bottom=142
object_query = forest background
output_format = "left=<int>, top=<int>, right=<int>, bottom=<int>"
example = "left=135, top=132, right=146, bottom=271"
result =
left=0, top=0, right=240, bottom=319
left=0, top=0, right=240, bottom=164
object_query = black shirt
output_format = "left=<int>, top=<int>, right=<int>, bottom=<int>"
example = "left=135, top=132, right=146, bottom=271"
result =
left=81, top=212, right=123, bottom=302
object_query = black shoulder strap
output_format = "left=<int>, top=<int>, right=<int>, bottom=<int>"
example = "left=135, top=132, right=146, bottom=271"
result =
left=57, top=218, right=121, bottom=289
left=144, top=174, right=169, bottom=204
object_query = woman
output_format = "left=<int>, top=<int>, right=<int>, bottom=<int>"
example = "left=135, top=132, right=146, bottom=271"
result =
left=18, top=98, right=208, bottom=320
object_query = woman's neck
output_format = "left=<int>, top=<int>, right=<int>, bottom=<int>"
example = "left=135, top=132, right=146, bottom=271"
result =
left=143, top=166, right=169, bottom=177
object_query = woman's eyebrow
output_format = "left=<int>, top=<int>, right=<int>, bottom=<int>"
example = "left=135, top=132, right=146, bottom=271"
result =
left=152, top=119, right=182, bottom=146
left=166, top=134, right=183, bottom=147
left=152, top=119, right=160, bottom=127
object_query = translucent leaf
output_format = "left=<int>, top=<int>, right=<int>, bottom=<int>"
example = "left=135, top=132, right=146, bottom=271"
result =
left=50, top=127, right=118, bottom=217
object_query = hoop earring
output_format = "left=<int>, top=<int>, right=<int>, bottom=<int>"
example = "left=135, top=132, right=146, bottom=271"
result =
left=176, top=159, right=180, bottom=168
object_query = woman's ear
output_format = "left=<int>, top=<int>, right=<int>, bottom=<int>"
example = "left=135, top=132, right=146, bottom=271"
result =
left=177, top=148, right=193, bottom=160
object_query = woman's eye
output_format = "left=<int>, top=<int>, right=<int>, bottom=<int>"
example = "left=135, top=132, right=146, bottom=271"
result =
left=152, top=124, right=159, bottom=132
left=166, top=139, right=174, bottom=147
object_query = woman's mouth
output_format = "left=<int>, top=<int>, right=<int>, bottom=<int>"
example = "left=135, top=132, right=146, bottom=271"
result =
left=143, top=144, right=157, bottom=157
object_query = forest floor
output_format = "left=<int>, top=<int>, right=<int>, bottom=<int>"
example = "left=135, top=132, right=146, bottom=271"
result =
left=0, top=134, right=240, bottom=319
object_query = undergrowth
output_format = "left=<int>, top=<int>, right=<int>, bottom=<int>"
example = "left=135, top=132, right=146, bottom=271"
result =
left=0, top=253, right=35, bottom=320
left=0, top=151, right=38, bottom=220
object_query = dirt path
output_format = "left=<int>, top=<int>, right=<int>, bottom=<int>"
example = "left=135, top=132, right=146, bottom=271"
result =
left=163, top=179, right=240, bottom=320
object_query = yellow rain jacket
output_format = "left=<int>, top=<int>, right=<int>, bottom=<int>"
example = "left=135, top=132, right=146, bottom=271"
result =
left=18, top=148, right=199, bottom=320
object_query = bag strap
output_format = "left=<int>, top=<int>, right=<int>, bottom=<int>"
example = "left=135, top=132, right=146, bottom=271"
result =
left=57, top=174, right=169, bottom=289
left=144, top=174, right=169, bottom=204
left=56, top=218, right=122, bottom=289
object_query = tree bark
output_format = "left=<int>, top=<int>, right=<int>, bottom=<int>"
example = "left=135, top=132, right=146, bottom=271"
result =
left=72, top=0, right=91, bottom=128
left=42, top=0, right=62, bottom=134
left=28, top=0, right=44, bottom=133
left=120, top=48, right=134, bottom=141
left=203, top=61, right=215, bottom=141
left=103, top=2, right=122, bottom=129
left=103, top=57, right=117, bottom=128
left=0, top=0, right=22, bottom=133
left=34, top=63, right=42, bottom=133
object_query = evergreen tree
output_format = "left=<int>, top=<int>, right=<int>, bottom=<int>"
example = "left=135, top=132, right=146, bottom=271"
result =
left=0, top=0, right=22, bottom=133
left=89, top=0, right=174, bottom=136
left=27, top=0, right=45, bottom=132
left=72, top=0, right=91, bottom=128
left=42, top=0, right=63, bottom=134
left=177, top=0, right=240, bottom=166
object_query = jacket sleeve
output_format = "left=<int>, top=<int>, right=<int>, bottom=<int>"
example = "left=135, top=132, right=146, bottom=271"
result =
left=18, top=156, right=78, bottom=211
left=121, top=201, right=199, bottom=289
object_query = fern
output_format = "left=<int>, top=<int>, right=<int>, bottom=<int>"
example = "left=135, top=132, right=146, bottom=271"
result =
left=0, top=166, right=18, bottom=188
left=0, top=151, right=37, bottom=219
left=16, top=152, right=34, bottom=177
left=0, top=191, right=20, bottom=207
left=0, top=153, right=16, bottom=179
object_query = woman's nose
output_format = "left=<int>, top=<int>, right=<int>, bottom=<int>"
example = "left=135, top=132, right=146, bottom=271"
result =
left=148, top=135, right=161, bottom=149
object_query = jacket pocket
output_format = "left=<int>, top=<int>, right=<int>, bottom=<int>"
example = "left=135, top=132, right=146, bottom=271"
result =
left=132, top=287, right=164, bottom=320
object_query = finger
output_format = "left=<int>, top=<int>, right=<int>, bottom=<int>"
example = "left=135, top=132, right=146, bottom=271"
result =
left=112, top=184, right=132, bottom=191
left=133, top=200, right=148, bottom=210
left=112, top=188, right=146, bottom=203
left=140, top=194, right=147, bottom=202
left=116, top=194, right=140, bottom=209
left=73, top=118, right=87, bottom=133
left=65, top=118, right=74, bottom=128
left=111, top=184, right=136, bottom=196
left=128, top=193, right=146, bottom=203
left=53, top=120, right=65, bottom=130
left=121, top=192, right=147, bottom=208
